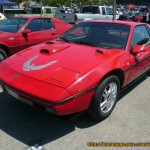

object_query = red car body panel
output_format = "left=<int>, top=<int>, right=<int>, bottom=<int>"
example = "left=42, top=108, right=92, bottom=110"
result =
left=135, top=16, right=143, bottom=22
left=134, top=13, right=144, bottom=22
left=0, top=16, right=72, bottom=56
left=0, top=20, right=150, bottom=115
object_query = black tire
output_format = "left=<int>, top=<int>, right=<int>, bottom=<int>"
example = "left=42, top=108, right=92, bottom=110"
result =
left=87, top=75, right=120, bottom=121
left=0, top=49, right=7, bottom=62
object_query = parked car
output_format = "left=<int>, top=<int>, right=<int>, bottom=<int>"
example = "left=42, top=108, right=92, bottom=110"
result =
left=4, top=7, right=61, bottom=18
left=25, top=6, right=61, bottom=18
left=3, top=8, right=26, bottom=18
left=134, top=12, right=144, bottom=22
left=121, top=12, right=132, bottom=21
left=0, top=20, right=150, bottom=120
left=0, top=16, right=72, bottom=62
left=55, top=5, right=119, bottom=24
left=0, top=12, right=7, bottom=21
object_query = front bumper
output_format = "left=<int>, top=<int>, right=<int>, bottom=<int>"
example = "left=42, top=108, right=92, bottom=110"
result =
left=0, top=81, right=95, bottom=115
left=0, top=62, right=96, bottom=115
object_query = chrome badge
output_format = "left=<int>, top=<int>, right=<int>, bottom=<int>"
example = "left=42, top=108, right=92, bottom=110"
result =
left=23, top=55, right=58, bottom=71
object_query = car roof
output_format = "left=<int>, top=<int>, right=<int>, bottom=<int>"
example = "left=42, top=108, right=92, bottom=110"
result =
left=86, top=20, right=147, bottom=27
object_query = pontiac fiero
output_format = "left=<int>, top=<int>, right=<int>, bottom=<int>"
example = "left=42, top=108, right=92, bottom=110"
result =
left=0, top=16, right=72, bottom=62
left=0, top=20, right=150, bottom=120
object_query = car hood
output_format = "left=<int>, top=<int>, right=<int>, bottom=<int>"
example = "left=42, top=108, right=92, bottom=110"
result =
left=3, top=41, right=122, bottom=88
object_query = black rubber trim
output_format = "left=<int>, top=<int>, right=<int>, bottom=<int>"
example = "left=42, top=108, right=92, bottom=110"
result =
left=123, top=55, right=150, bottom=72
left=0, top=80, right=97, bottom=106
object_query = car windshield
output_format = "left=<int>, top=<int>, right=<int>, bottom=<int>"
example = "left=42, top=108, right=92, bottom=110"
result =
left=0, top=18, right=28, bottom=33
left=58, top=22, right=130, bottom=50
left=82, top=6, right=99, bottom=14
left=135, top=13, right=144, bottom=16
left=123, top=13, right=130, bottom=17
left=44, top=8, right=52, bottom=14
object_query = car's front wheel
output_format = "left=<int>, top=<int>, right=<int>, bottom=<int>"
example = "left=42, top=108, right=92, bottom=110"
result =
left=0, top=49, right=7, bottom=62
left=88, top=75, right=120, bottom=120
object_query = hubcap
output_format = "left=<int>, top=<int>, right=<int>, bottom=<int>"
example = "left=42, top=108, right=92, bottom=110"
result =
left=100, top=82, right=117, bottom=113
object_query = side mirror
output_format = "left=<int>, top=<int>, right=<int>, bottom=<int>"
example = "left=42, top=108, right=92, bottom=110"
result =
left=132, top=45, right=147, bottom=54
left=22, top=28, right=31, bottom=35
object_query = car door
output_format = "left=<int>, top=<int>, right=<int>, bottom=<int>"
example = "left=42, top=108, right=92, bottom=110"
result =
left=126, top=25, right=150, bottom=84
left=105, top=7, right=113, bottom=20
left=101, top=7, right=108, bottom=20
left=18, top=18, right=57, bottom=51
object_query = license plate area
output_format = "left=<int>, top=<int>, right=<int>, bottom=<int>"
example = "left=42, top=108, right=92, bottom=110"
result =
left=6, top=88, right=19, bottom=100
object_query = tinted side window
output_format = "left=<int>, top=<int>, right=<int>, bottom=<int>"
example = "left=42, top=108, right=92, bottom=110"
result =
left=102, top=7, right=106, bottom=15
left=131, top=25, right=150, bottom=47
left=40, top=18, right=54, bottom=30
left=52, top=8, right=61, bottom=14
left=26, top=19, right=42, bottom=32
left=44, top=8, right=52, bottom=14
left=26, top=18, right=54, bottom=32
left=32, top=8, right=41, bottom=14
left=82, top=6, right=99, bottom=14
left=106, top=7, right=113, bottom=15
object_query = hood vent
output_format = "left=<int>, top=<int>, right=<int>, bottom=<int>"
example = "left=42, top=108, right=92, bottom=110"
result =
left=40, top=45, right=71, bottom=55
left=46, top=41, right=54, bottom=44
left=40, top=49, right=50, bottom=54
left=95, top=49, right=104, bottom=54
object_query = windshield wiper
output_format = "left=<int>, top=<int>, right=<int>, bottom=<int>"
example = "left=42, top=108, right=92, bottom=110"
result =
left=74, top=41, right=99, bottom=47
left=57, top=37, right=70, bottom=42
left=98, top=45, right=113, bottom=49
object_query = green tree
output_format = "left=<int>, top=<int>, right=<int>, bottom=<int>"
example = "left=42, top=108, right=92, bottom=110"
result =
left=13, top=0, right=115, bottom=6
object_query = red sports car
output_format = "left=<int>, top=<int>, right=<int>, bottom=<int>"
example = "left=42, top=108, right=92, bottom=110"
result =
left=134, top=12, right=144, bottom=22
left=0, top=20, right=150, bottom=120
left=0, top=16, right=72, bottom=62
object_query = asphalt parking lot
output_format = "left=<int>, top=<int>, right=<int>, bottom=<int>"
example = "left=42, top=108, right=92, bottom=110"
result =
left=0, top=71, right=150, bottom=150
